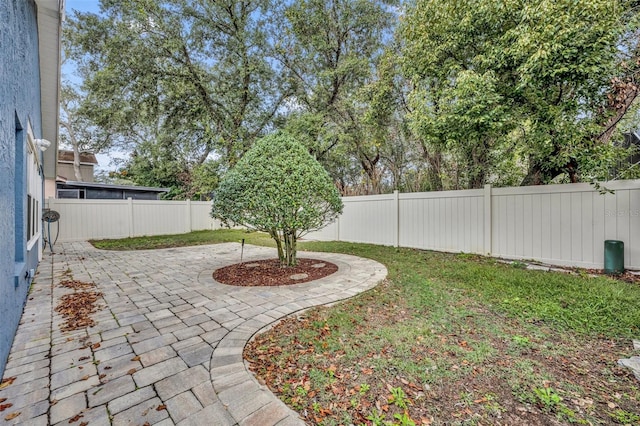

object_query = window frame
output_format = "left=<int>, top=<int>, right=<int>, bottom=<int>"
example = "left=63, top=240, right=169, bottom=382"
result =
left=25, top=126, right=42, bottom=252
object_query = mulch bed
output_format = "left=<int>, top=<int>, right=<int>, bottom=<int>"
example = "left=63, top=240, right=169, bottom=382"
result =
left=213, top=258, right=338, bottom=286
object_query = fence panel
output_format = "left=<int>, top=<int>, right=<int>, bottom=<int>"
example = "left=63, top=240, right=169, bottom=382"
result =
left=46, top=199, right=131, bottom=241
left=339, top=194, right=397, bottom=246
left=399, top=190, right=484, bottom=253
left=132, top=200, right=189, bottom=236
left=46, top=198, right=221, bottom=242
left=190, top=201, right=220, bottom=230
left=490, top=182, right=640, bottom=269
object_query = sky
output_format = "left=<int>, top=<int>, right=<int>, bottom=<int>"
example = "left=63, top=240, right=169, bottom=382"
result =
left=65, top=0, right=100, bottom=14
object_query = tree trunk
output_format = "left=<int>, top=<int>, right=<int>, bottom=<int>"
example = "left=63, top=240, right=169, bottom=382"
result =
left=521, top=155, right=579, bottom=186
left=283, top=231, right=297, bottom=267
left=61, top=120, right=84, bottom=181
left=72, top=142, right=83, bottom=181
left=269, top=229, right=285, bottom=263
left=419, top=144, right=443, bottom=191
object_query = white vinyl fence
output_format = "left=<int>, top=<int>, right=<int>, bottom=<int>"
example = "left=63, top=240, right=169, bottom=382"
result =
left=308, top=180, right=640, bottom=270
left=45, top=198, right=220, bottom=242
left=46, top=179, right=640, bottom=270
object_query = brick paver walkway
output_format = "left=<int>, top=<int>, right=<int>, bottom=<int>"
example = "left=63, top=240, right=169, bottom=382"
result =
left=0, top=242, right=386, bottom=425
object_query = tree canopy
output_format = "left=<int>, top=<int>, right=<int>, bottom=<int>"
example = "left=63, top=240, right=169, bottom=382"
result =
left=211, top=132, right=343, bottom=266
left=63, top=0, right=640, bottom=196
left=402, top=0, right=640, bottom=187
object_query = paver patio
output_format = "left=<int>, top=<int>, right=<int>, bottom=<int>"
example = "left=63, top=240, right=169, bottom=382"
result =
left=0, top=242, right=386, bottom=425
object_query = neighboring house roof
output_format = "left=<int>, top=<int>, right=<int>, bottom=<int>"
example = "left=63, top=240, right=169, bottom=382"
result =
left=58, top=150, right=99, bottom=165
left=60, top=181, right=170, bottom=193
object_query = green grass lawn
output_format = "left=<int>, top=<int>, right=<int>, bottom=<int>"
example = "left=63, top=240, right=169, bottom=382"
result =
left=91, top=229, right=640, bottom=425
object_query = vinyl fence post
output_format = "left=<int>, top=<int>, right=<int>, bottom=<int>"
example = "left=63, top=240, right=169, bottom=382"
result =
left=484, top=184, right=492, bottom=255
left=127, top=197, right=134, bottom=238
left=186, top=199, right=192, bottom=233
left=394, top=189, right=400, bottom=248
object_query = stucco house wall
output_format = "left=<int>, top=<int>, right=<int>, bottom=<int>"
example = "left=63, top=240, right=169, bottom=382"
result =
left=0, top=0, right=62, bottom=376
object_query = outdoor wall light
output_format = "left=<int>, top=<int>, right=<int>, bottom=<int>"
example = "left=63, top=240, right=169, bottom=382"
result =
left=34, top=138, right=51, bottom=151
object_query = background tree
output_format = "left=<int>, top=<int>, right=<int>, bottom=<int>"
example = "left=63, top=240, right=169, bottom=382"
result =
left=402, top=0, right=639, bottom=188
left=211, top=132, right=343, bottom=266
left=64, top=0, right=289, bottom=196
left=277, top=0, right=398, bottom=193
left=59, top=83, right=113, bottom=181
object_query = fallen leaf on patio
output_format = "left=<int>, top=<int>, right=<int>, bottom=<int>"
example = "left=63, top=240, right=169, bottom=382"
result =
left=68, top=413, right=84, bottom=422
left=156, top=404, right=166, bottom=411
left=59, top=280, right=95, bottom=290
left=0, top=377, right=16, bottom=390
left=78, top=356, right=90, bottom=361
left=104, top=366, right=111, bottom=370
left=4, top=412, right=20, bottom=420
left=55, top=291, right=103, bottom=332
left=79, top=422, right=88, bottom=426
left=99, top=374, right=106, bottom=379
left=0, top=403, right=13, bottom=411
left=131, top=356, right=141, bottom=361
left=81, top=375, right=90, bottom=381
left=127, top=369, right=137, bottom=375
left=0, top=398, right=5, bottom=403
left=91, top=343, right=100, bottom=350
left=50, top=399, right=58, bottom=405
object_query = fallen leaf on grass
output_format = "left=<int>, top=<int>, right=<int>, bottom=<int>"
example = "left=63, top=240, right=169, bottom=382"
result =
left=0, top=403, right=13, bottom=411
left=0, top=377, right=16, bottom=390
left=4, top=412, right=20, bottom=420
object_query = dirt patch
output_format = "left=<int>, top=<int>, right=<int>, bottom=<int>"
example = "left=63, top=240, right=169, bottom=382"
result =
left=213, top=258, right=338, bottom=286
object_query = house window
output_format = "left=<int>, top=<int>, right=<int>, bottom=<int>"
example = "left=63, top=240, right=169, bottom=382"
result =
left=57, top=189, right=84, bottom=199
left=26, top=127, right=42, bottom=250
